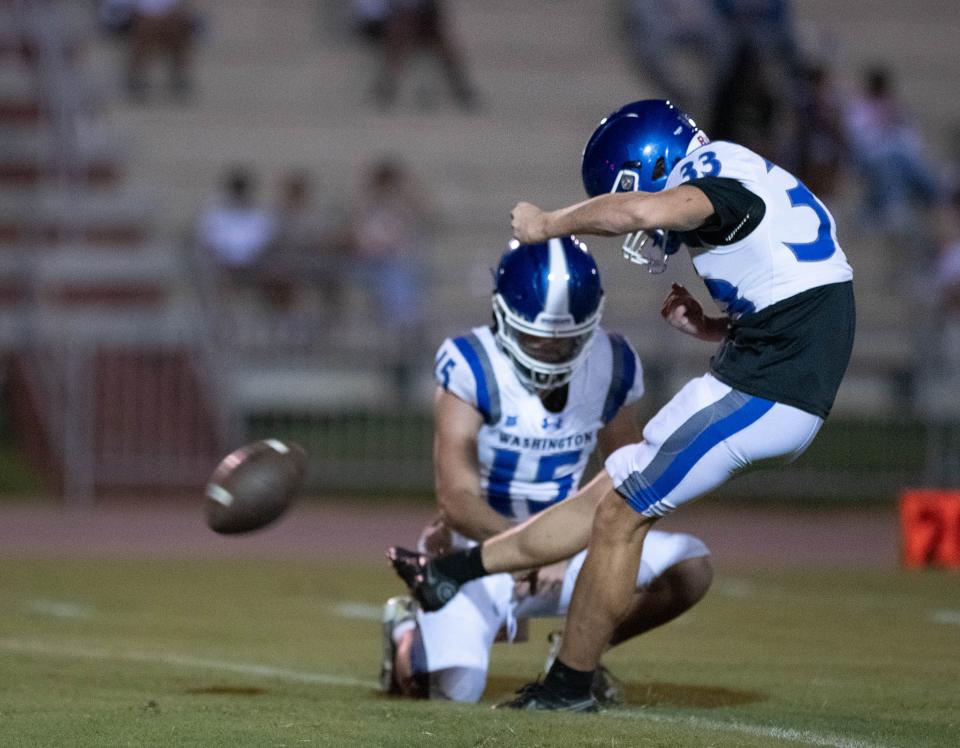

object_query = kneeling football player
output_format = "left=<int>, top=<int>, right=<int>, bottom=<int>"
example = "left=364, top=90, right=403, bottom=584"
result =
left=380, top=237, right=713, bottom=704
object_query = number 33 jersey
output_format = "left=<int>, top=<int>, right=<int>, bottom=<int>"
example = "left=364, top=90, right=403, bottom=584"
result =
left=667, top=140, right=853, bottom=313
left=434, top=326, right=644, bottom=522
left=666, top=140, right=856, bottom=418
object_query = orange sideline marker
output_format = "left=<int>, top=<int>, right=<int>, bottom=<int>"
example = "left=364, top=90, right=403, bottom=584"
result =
left=900, top=489, right=960, bottom=569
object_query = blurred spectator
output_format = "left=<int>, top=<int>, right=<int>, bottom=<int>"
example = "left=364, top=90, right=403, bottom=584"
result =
left=710, top=1, right=800, bottom=163
left=262, top=171, right=345, bottom=317
left=622, top=2, right=798, bottom=126
left=712, top=0, right=798, bottom=75
left=844, top=66, right=940, bottom=235
left=196, top=166, right=276, bottom=293
left=350, top=0, right=392, bottom=42
left=620, top=0, right=719, bottom=113
left=348, top=158, right=433, bottom=398
left=932, top=190, right=960, bottom=374
left=793, top=64, right=847, bottom=199
left=349, top=158, right=431, bottom=327
left=708, top=42, right=781, bottom=159
left=125, top=0, right=197, bottom=101
left=364, top=0, right=479, bottom=111
left=98, top=0, right=137, bottom=35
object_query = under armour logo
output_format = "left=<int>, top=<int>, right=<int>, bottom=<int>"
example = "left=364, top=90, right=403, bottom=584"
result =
left=505, top=415, right=518, bottom=427
left=542, top=416, right=563, bottom=431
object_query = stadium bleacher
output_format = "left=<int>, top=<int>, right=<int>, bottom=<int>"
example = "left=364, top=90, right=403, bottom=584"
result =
left=3, top=0, right=958, bottom=497
left=1, top=0, right=229, bottom=498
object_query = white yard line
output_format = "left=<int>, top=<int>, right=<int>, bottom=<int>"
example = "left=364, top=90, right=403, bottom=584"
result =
left=624, top=712, right=886, bottom=748
left=0, top=638, right=376, bottom=689
left=331, top=601, right=382, bottom=621
left=930, top=609, right=960, bottom=626
left=0, top=637, right=887, bottom=748
left=25, top=599, right=95, bottom=620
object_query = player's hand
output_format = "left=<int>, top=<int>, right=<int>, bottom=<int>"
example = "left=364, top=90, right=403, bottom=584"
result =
left=511, top=569, right=536, bottom=599
left=661, top=283, right=707, bottom=337
left=529, top=560, right=568, bottom=597
left=513, top=560, right=567, bottom=599
left=420, top=516, right=453, bottom=557
left=511, top=202, right=548, bottom=244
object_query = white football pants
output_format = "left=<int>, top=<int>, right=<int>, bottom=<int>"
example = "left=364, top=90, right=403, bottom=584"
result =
left=605, top=373, right=823, bottom=517
left=414, top=529, right=709, bottom=701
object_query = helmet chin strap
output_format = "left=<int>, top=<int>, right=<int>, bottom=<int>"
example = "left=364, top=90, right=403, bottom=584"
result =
left=501, top=344, right=575, bottom=393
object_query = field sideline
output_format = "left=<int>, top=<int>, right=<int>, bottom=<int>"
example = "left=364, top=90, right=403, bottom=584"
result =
left=1, top=497, right=958, bottom=747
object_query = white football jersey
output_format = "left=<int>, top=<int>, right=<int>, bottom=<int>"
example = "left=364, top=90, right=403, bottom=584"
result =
left=665, top=140, right=853, bottom=317
left=434, top=326, right=643, bottom=522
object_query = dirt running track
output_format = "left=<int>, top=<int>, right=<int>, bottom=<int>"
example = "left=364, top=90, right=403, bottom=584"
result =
left=0, top=497, right=902, bottom=570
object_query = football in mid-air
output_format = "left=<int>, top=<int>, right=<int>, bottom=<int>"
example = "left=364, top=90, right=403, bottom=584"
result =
left=204, top=439, right=308, bottom=535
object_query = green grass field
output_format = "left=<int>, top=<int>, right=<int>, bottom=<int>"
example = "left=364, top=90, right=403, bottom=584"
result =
left=1, top=558, right=958, bottom=747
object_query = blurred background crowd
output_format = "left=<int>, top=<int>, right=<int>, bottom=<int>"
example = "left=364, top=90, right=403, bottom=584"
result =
left=1, top=0, right=958, bottom=501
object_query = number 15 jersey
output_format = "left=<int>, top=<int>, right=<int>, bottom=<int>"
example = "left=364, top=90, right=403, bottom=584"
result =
left=434, top=326, right=644, bottom=522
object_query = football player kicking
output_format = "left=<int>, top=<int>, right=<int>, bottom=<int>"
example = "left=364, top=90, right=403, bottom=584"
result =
left=380, top=237, right=713, bottom=704
left=390, top=100, right=855, bottom=711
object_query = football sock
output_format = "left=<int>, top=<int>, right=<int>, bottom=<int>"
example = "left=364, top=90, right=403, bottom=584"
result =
left=431, top=545, right=487, bottom=585
left=544, top=658, right=594, bottom=696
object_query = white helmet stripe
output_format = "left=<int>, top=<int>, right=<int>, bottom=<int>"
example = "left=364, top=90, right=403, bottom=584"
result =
left=544, top=238, right=570, bottom=317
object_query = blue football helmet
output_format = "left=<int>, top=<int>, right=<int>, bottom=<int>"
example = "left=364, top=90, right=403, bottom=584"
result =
left=581, top=99, right=709, bottom=272
left=492, top=237, right=604, bottom=392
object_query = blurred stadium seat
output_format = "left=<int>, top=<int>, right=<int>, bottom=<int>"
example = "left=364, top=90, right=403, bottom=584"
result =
left=1, top=0, right=957, bottom=499
left=0, top=0, right=231, bottom=500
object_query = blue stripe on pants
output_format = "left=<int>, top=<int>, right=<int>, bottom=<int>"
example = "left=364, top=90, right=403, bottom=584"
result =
left=621, top=396, right=775, bottom=514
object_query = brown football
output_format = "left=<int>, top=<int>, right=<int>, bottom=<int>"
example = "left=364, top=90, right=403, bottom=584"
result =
left=204, top=439, right=308, bottom=534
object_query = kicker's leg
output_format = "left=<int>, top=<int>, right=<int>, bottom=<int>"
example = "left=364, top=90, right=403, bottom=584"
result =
left=553, top=488, right=654, bottom=672
left=480, top=470, right=612, bottom=572
left=388, top=472, right=613, bottom=612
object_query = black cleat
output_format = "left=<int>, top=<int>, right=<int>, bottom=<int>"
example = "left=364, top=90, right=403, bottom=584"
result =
left=493, top=680, right=599, bottom=712
left=386, top=546, right=461, bottom=612
left=543, top=630, right=624, bottom=707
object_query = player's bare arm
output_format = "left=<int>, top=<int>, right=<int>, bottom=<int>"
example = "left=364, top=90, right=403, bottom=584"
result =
left=433, top=387, right=514, bottom=541
left=511, top=185, right=714, bottom=244
left=660, top=283, right=730, bottom=342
